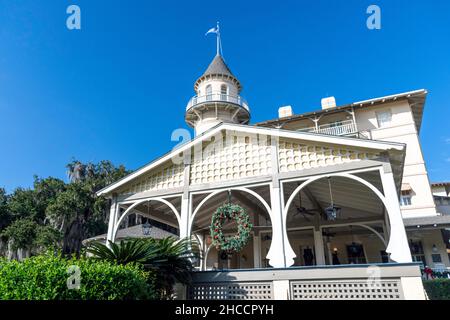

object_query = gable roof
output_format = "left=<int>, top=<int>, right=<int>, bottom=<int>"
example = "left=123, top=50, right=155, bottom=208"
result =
left=97, top=122, right=406, bottom=197
left=82, top=225, right=178, bottom=245
left=255, top=89, right=427, bottom=133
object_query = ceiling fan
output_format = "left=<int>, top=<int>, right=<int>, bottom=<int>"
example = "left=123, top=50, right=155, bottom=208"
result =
left=293, top=189, right=319, bottom=220
left=322, top=229, right=336, bottom=238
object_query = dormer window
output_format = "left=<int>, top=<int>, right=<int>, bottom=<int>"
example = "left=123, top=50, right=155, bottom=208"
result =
left=400, top=190, right=412, bottom=206
left=376, top=110, right=392, bottom=128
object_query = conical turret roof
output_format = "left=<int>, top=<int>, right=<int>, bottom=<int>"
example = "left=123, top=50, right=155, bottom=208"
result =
left=202, top=54, right=235, bottom=78
left=194, top=54, right=242, bottom=92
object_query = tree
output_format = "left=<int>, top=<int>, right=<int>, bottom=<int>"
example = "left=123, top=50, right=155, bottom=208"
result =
left=0, top=160, right=129, bottom=259
left=7, top=188, right=39, bottom=221
left=33, top=176, right=66, bottom=218
left=46, top=160, right=129, bottom=255
left=1, top=178, right=66, bottom=256
left=0, top=188, right=10, bottom=231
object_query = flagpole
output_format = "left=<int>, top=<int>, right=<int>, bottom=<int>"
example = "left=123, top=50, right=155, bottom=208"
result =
left=216, top=21, right=220, bottom=56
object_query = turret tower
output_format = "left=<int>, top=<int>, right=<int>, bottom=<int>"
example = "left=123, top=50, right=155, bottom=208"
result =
left=185, top=25, right=250, bottom=136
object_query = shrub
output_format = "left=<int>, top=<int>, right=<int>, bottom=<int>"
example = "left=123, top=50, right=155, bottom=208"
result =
left=0, top=253, right=157, bottom=300
left=87, top=237, right=200, bottom=299
left=423, top=279, right=450, bottom=300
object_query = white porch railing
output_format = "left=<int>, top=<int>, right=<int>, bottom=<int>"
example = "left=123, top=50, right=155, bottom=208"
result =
left=297, top=120, right=358, bottom=136
left=186, top=93, right=250, bottom=112
left=185, top=263, right=425, bottom=300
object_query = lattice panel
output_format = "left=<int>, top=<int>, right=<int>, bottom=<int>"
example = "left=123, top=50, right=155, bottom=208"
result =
left=190, top=134, right=273, bottom=185
left=189, top=282, right=273, bottom=300
left=278, top=139, right=379, bottom=173
left=290, top=280, right=403, bottom=300
left=120, top=162, right=184, bottom=195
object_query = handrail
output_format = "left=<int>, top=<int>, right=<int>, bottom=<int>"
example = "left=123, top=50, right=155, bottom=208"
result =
left=186, top=93, right=250, bottom=112
left=297, top=120, right=357, bottom=137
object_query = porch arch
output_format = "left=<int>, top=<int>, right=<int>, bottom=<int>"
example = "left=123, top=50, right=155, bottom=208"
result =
left=283, top=172, right=399, bottom=264
left=188, top=186, right=272, bottom=234
left=346, top=223, right=387, bottom=246
left=188, top=186, right=273, bottom=269
left=112, top=197, right=181, bottom=241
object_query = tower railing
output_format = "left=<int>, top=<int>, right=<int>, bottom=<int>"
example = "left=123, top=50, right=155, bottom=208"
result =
left=186, top=93, right=250, bottom=112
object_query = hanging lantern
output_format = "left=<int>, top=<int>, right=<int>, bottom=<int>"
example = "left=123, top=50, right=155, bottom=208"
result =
left=325, top=177, right=341, bottom=220
left=142, top=220, right=152, bottom=236
left=142, top=201, right=152, bottom=236
left=325, top=204, right=341, bottom=221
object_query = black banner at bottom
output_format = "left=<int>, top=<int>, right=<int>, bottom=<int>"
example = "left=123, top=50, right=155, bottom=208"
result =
left=0, top=299, right=441, bottom=319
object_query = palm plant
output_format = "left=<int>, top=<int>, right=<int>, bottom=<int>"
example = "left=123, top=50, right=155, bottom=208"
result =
left=86, top=238, right=158, bottom=265
left=145, top=238, right=200, bottom=297
left=86, top=237, right=201, bottom=299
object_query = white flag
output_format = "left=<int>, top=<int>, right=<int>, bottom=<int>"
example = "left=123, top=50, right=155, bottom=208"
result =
left=205, top=27, right=218, bottom=36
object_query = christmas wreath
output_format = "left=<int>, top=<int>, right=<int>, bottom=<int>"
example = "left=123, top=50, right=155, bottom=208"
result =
left=210, top=203, right=253, bottom=253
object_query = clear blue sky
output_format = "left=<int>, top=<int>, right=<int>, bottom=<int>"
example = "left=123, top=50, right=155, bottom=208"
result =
left=1, top=0, right=449, bottom=192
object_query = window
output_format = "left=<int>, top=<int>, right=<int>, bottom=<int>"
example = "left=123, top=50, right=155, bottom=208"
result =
left=206, top=85, right=212, bottom=101
left=432, top=254, right=442, bottom=263
left=329, top=121, right=343, bottom=128
left=409, top=240, right=426, bottom=266
left=220, top=84, right=228, bottom=100
left=400, top=190, right=412, bottom=206
left=376, top=110, right=392, bottom=128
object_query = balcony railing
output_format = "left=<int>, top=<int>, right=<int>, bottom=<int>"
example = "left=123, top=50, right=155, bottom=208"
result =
left=186, top=93, right=249, bottom=112
left=297, top=120, right=358, bottom=137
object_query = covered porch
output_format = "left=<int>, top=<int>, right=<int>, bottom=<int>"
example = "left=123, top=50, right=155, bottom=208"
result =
left=99, top=124, right=422, bottom=299
left=187, top=164, right=408, bottom=271
left=108, top=161, right=412, bottom=271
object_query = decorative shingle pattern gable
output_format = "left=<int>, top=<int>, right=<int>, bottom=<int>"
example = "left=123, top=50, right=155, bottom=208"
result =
left=120, top=162, right=184, bottom=195
left=190, top=133, right=273, bottom=185
left=278, top=139, right=380, bottom=173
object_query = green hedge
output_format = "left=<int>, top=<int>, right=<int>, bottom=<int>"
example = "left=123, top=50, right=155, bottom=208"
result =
left=423, top=279, right=450, bottom=300
left=0, top=253, right=157, bottom=300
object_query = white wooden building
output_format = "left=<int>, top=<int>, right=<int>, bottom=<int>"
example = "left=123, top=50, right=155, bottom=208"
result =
left=96, top=50, right=437, bottom=300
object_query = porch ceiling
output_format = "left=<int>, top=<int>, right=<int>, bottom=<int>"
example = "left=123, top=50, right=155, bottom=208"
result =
left=119, top=198, right=181, bottom=230
left=116, top=170, right=388, bottom=236
left=285, top=174, right=385, bottom=225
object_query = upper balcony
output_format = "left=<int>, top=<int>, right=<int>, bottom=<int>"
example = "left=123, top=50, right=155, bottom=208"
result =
left=297, top=120, right=364, bottom=137
left=186, top=93, right=250, bottom=112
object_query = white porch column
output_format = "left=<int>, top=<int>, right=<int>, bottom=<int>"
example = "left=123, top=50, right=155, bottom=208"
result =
left=268, top=135, right=296, bottom=268
left=180, top=155, right=191, bottom=239
left=313, top=229, right=326, bottom=265
left=326, top=241, right=333, bottom=265
left=106, top=194, right=118, bottom=246
left=267, top=183, right=295, bottom=268
left=253, top=234, right=261, bottom=268
left=180, top=195, right=190, bottom=238
left=380, top=164, right=412, bottom=263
